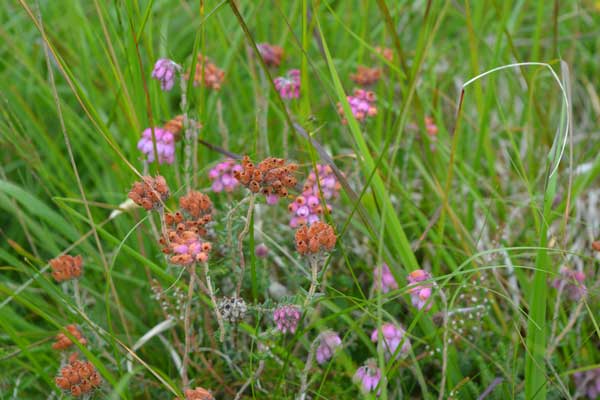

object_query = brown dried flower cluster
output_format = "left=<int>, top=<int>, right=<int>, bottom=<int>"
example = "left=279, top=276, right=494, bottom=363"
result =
left=295, top=221, right=337, bottom=255
left=188, top=54, right=225, bottom=91
left=175, top=386, right=215, bottom=400
left=375, top=46, right=393, bottom=62
left=351, top=66, right=381, bottom=86
left=50, top=255, right=83, bottom=282
left=52, top=325, right=87, bottom=350
left=55, top=356, right=101, bottom=397
left=163, top=115, right=203, bottom=141
left=128, top=175, right=170, bottom=211
left=233, top=156, right=298, bottom=198
left=257, top=42, right=284, bottom=67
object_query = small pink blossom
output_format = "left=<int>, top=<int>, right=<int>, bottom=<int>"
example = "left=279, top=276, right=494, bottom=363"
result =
left=373, top=263, right=398, bottom=293
left=137, top=127, right=175, bottom=164
left=353, top=358, right=382, bottom=395
left=371, top=323, right=410, bottom=359
left=337, top=89, right=377, bottom=124
left=407, top=269, right=433, bottom=311
left=273, top=305, right=300, bottom=334
left=151, top=58, right=177, bottom=91
left=255, top=243, right=269, bottom=258
left=316, top=331, right=342, bottom=364
left=274, top=69, right=300, bottom=99
left=552, top=267, right=587, bottom=301
left=208, top=159, right=243, bottom=193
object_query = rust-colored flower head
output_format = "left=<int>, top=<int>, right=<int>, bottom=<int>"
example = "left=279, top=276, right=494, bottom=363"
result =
left=128, top=175, right=170, bottom=211
left=52, top=324, right=87, bottom=350
left=55, top=356, right=102, bottom=397
left=164, top=191, right=214, bottom=237
left=179, top=191, right=213, bottom=220
left=50, top=255, right=83, bottom=282
left=257, top=43, right=284, bottom=67
left=375, top=46, right=393, bottom=62
left=295, top=221, right=336, bottom=255
left=350, top=66, right=381, bottom=86
left=161, top=228, right=212, bottom=266
left=175, top=386, right=215, bottom=400
left=233, top=156, right=298, bottom=199
left=163, top=115, right=203, bottom=141
left=187, top=54, right=225, bottom=91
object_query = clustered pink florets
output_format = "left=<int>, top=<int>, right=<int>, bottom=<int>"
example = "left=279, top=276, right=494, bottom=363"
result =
left=152, top=58, right=177, bottom=91
left=274, top=69, right=300, bottom=99
left=337, top=89, right=377, bottom=124
left=137, top=127, right=176, bottom=164
left=208, top=159, right=243, bottom=193
left=371, top=323, right=410, bottom=359
left=273, top=305, right=301, bottom=334
left=374, top=263, right=398, bottom=293
left=353, top=358, right=382, bottom=395
left=407, top=269, right=433, bottom=311
left=316, top=331, right=342, bottom=364
left=552, top=267, right=587, bottom=301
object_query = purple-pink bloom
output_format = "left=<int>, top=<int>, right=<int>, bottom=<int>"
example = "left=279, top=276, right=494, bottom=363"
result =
left=208, top=159, right=243, bottom=193
left=151, top=58, right=177, bottom=91
left=407, top=269, right=433, bottom=311
left=371, top=323, right=410, bottom=359
left=353, top=359, right=382, bottom=395
left=574, top=368, right=600, bottom=399
left=374, top=263, right=398, bottom=293
left=315, top=331, right=342, bottom=364
left=273, top=305, right=300, bottom=334
left=274, top=69, right=300, bottom=99
left=337, top=89, right=377, bottom=124
left=552, top=267, right=587, bottom=301
left=137, top=127, right=175, bottom=164
left=255, top=243, right=269, bottom=258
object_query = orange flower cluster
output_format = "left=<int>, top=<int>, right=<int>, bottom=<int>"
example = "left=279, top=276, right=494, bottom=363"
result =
left=257, top=42, right=284, bottom=67
left=52, top=325, right=87, bottom=350
left=128, top=175, right=170, bottom=211
left=50, top=255, right=83, bottom=282
left=351, top=66, right=381, bottom=86
left=375, top=46, right=393, bottom=62
left=176, top=387, right=215, bottom=400
left=55, top=356, right=101, bottom=397
left=163, top=115, right=203, bottom=141
left=233, top=156, right=298, bottom=198
left=295, top=221, right=337, bottom=255
left=188, top=54, right=225, bottom=91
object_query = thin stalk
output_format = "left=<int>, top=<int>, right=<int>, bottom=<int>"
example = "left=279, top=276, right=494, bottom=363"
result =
left=202, top=262, right=225, bottom=342
left=235, top=194, right=255, bottom=297
left=303, top=257, right=320, bottom=308
left=181, top=267, right=195, bottom=389
left=297, top=337, right=319, bottom=400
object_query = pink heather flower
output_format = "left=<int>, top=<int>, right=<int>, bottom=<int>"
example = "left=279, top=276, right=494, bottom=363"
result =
left=208, top=159, right=243, bottom=193
left=353, top=359, right=382, bottom=395
left=552, top=267, right=587, bottom=301
left=151, top=58, right=177, bottom=91
left=255, top=243, right=269, bottom=258
left=373, top=263, right=398, bottom=293
left=424, top=116, right=438, bottom=137
left=274, top=69, right=300, bottom=99
left=407, top=269, right=433, bottom=311
left=137, top=127, right=175, bottom=164
left=266, top=194, right=279, bottom=205
left=315, top=331, right=342, bottom=364
left=371, top=323, right=410, bottom=359
left=337, top=89, right=377, bottom=124
left=288, top=164, right=341, bottom=227
left=574, top=368, right=600, bottom=399
left=273, top=305, right=300, bottom=334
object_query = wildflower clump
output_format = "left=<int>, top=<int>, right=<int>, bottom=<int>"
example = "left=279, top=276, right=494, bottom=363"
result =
left=208, top=158, right=242, bottom=193
left=55, top=356, right=102, bottom=397
left=295, top=221, right=337, bottom=256
left=274, top=69, right=301, bottom=99
left=137, top=127, right=176, bottom=164
left=188, top=54, right=225, bottom=91
left=373, top=263, right=398, bottom=293
left=371, top=323, right=410, bottom=359
left=316, top=331, right=342, bottom=364
left=353, top=358, right=382, bottom=395
left=52, top=325, right=87, bottom=350
left=257, top=43, right=284, bottom=67
left=273, top=305, right=301, bottom=334
left=552, top=267, right=587, bottom=301
left=177, top=387, right=215, bottom=400
left=50, top=255, right=83, bottom=282
left=152, top=58, right=178, bottom=91
left=233, top=156, right=298, bottom=199
left=407, top=269, right=433, bottom=311
left=128, top=176, right=170, bottom=211
left=350, top=66, right=381, bottom=86
left=337, top=89, right=377, bottom=124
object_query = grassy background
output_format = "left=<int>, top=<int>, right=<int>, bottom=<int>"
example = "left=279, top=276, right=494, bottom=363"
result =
left=1, top=0, right=599, bottom=399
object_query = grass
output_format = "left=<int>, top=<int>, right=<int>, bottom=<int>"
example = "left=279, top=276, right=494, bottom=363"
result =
left=1, top=0, right=599, bottom=399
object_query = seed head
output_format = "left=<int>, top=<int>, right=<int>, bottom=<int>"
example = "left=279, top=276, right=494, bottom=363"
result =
left=50, top=255, right=83, bottom=282
left=128, top=176, right=170, bottom=211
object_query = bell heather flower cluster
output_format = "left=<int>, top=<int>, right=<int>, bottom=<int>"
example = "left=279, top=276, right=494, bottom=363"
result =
left=128, top=175, right=170, bottom=211
left=295, top=221, right=337, bottom=256
left=573, top=368, right=600, bottom=399
left=188, top=54, right=225, bottom=91
left=50, top=254, right=83, bottom=282
left=316, top=331, right=342, bottom=364
left=350, top=66, right=381, bottom=86
left=137, top=127, right=176, bottom=164
left=371, top=323, right=411, bottom=359
left=552, top=267, right=587, bottom=301
left=52, top=324, right=87, bottom=351
left=152, top=58, right=178, bottom=91
left=374, top=263, right=398, bottom=293
left=233, top=156, right=298, bottom=199
left=375, top=46, right=393, bottom=62
left=273, top=305, right=301, bottom=334
left=257, top=43, right=284, bottom=68
left=337, top=89, right=377, bottom=124
left=55, top=356, right=102, bottom=397
left=353, top=358, right=382, bottom=395
left=288, top=164, right=341, bottom=228
left=208, top=158, right=242, bottom=193
left=274, top=69, right=300, bottom=99
left=407, top=269, right=434, bottom=311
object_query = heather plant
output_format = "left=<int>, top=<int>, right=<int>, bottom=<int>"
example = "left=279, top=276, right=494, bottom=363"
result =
left=1, top=1, right=599, bottom=400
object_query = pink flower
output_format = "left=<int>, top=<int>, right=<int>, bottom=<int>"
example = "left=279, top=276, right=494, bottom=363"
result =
left=274, top=69, right=300, bottom=99
left=374, top=263, right=398, bottom=293
left=315, top=331, right=342, bottom=364
left=255, top=243, right=269, bottom=258
left=208, top=159, right=243, bottom=193
left=407, top=269, right=433, bottom=311
left=137, top=127, right=175, bottom=164
left=353, top=359, right=382, bottom=395
left=574, top=368, right=600, bottom=399
left=337, top=89, right=377, bottom=124
left=371, top=323, right=410, bottom=359
left=273, top=305, right=300, bottom=334
left=151, top=58, right=177, bottom=91
left=552, top=267, right=587, bottom=301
